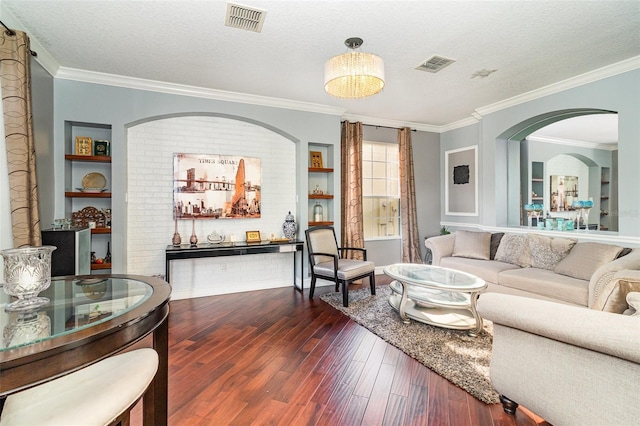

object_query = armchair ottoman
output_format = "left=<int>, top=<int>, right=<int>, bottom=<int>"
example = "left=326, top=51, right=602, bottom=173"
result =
left=477, top=293, right=640, bottom=426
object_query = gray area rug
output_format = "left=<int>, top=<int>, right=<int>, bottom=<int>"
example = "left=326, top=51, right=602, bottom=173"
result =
left=320, top=285, right=499, bottom=404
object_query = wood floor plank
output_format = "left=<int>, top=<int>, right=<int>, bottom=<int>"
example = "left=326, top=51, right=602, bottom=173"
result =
left=383, top=393, right=409, bottom=426
left=127, top=278, right=549, bottom=426
left=361, top=362, right=397, bottom=425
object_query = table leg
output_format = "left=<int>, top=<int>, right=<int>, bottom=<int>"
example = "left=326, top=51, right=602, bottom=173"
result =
left=145, top=312, right=169, bottom=426
left=294, top=248, right=303, bottom=292
left=468, top=291, right=483, bottom=337
left=398, top=280, right=410, bottom=324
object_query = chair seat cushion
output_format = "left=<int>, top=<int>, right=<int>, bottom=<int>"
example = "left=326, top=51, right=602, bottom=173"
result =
left=0, top=348, right=158, bottom=426
left=314, top=259, right=375, bottom=281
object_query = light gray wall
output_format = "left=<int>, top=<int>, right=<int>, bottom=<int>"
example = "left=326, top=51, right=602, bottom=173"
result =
left=31, top=58, right=55, bottom=228
left=440, top=123, right=481, bottom=225
left=441, top=68, right=640, bottom=238
left=53, top=79, right=341, bottom=272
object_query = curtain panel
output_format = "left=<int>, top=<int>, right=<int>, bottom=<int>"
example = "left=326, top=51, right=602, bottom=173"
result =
left=340, top=121, right=365, bottom=260
left=0, top=30, right=41, bottom=247
left=398, top=127, right=421, bottom=263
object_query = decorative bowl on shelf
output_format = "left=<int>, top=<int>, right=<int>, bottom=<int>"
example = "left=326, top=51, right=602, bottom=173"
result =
left=76, top=187, right=108, bottom=193
left=81, top=172, right=106, bottom=189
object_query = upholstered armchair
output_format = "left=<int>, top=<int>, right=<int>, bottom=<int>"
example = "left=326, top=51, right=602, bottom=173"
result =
left=305, top=226, right=375, bottom=307
left=477, top=292, right=640, bottom=426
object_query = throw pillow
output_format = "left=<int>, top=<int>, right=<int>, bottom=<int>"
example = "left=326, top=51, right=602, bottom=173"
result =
left=554, top=242, right=624, bottom=281
left=490, top=232, right=505, bottom=260
left=528, top=234, right=577, bottom=270
left=617, top=247, right=633, bottom=259
left=494, top=233, right=531, bottom=268
left=592, top=272, right=640, bottom=313
left=452, top=230, right=491, bottom=260
left=623, top=292, right=640, bottom=316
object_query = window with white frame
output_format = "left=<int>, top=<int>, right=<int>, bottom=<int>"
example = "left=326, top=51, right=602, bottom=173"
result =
left=362, top=141, right=400, bottom=239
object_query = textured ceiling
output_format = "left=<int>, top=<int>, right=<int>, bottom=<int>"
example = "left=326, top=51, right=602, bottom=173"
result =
left=3, top=0, right=640, bottom=130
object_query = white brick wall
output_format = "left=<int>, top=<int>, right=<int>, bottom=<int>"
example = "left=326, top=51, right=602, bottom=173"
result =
left=126, top=115, right=297, bottom=299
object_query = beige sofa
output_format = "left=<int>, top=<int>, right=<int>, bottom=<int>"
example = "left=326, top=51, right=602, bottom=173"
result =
left=425, top=231, right=640, bottom=312
left=477, top=292, right=640, bottom=425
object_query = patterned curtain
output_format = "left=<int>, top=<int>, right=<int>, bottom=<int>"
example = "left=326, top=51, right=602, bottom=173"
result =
left=398, top=127, right=421, bottom=263
left=340, top=121, right=365, bottom=260
left=0, top=30, right=41, bottom=247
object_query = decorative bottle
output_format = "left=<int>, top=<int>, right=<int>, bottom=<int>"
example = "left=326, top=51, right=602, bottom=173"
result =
left=282, top=211, right=297, bottom=241
left=105, top=242, right=112, bottom=264
left=313, top=202, right=323, bottom=222
left=172, top=217, right=182, bottom=246
left=189, top=219, right=198, bottom=246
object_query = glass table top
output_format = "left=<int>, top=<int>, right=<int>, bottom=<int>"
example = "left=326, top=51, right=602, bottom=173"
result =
left=384, top=264, right=486, bottom=291
left=0, top=277, right=153, bottom=352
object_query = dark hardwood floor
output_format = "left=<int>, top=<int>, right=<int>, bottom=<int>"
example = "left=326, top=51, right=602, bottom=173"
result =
left=131, top=276, right=550, bottom=425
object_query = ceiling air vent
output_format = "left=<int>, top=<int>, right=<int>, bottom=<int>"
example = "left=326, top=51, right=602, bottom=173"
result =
left=415, top=55, right=456, bottom=73
left=225, top=3, right=267, bottom=33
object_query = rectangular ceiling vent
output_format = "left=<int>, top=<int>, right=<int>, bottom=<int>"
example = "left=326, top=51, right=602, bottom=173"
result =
left=415, top=55, right=456, bottom=73
left=225, top=3, right=267, bottom=33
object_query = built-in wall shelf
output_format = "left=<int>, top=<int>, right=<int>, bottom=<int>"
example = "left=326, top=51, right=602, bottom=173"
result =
left=91, top=262, right=112, bottom=270
left=308, top=167, right=333, bottom=173
left=65, top=120, right=113, bottom=274
left=308, top=144, right=335, bottom=227
left=600, top=167, right=611, bottom=231
left=309, top=221, right=334, bottom=227
left=65, top=154, right=111, bottom=163
left=91, top=228, right=111, bottom=235
left=65, top=191, right=112, bottom=198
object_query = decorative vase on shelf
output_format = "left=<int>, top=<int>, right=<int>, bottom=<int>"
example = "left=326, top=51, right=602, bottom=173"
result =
left=105, top=242, right=112, bottom=264
left=313, top=202, right=324, bottom=223
left=172, top=217, right=182, bottom=246
left=282, top=211, right=297, bottom=241
left=189, top=219, right=198, bottom=246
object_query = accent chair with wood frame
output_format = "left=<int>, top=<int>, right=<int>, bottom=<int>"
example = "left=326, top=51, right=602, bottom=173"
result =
left=305, top=226, right=376, bottom=307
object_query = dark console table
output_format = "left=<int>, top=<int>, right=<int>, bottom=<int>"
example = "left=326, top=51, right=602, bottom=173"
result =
left=165, top=240, right=305, bottom=291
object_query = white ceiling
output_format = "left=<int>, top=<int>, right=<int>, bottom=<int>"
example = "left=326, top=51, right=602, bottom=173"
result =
left=3, top=0, right=640, bottom=133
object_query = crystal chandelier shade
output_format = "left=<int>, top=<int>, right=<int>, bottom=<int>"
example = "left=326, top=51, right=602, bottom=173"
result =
left=324, top=38, right=385, bottom=99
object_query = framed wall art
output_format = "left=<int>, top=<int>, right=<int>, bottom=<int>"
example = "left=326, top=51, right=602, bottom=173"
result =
left=93, top=140, right=110, bottom=156
left=75, top=136, right=93, bottom=156
left=173, top=153, right=262, bottom=219
left=310, top=151, right=323, bottom=168
left=245, top=230, right=261, bottom=243
left=550, top=175, right=578, bottom=212
left=445, top=145, right=478, bottom=216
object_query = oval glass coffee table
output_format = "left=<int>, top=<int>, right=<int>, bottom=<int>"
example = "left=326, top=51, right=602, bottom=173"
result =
left=384, top=263, right=487, bottom=336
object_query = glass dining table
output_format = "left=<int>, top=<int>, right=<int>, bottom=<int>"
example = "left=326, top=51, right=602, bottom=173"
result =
left=0, top=274, right=171, bottom=425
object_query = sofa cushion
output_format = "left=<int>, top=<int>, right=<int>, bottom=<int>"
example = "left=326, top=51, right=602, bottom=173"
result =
left=528, top=234, right=577, bottom=270
left=498, top=268, right=589, bottom=306
left=490, top=232, right=505, bottom=260
left=495, top=233, right=531, bottom=268
left=452, top=230, right=491, bottom=260
left=441, top=256, right=520, bottom=284
left=554, top=242, right=624, bottom=281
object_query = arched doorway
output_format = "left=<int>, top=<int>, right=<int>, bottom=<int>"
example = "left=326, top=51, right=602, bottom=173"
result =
left=496, top=108, right=617, bottom=230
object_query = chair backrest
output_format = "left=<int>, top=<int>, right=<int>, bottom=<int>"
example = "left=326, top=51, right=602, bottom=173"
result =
left=305, top=226, right=339, bottom=266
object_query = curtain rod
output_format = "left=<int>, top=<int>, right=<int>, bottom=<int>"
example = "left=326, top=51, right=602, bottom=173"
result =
left=350, top=122, right=416, bottom=132
left=0, top=20, right=38, bottom=57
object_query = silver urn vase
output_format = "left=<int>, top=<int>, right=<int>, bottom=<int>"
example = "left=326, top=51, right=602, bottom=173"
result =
left=282, top=211, right=297, bottom=241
